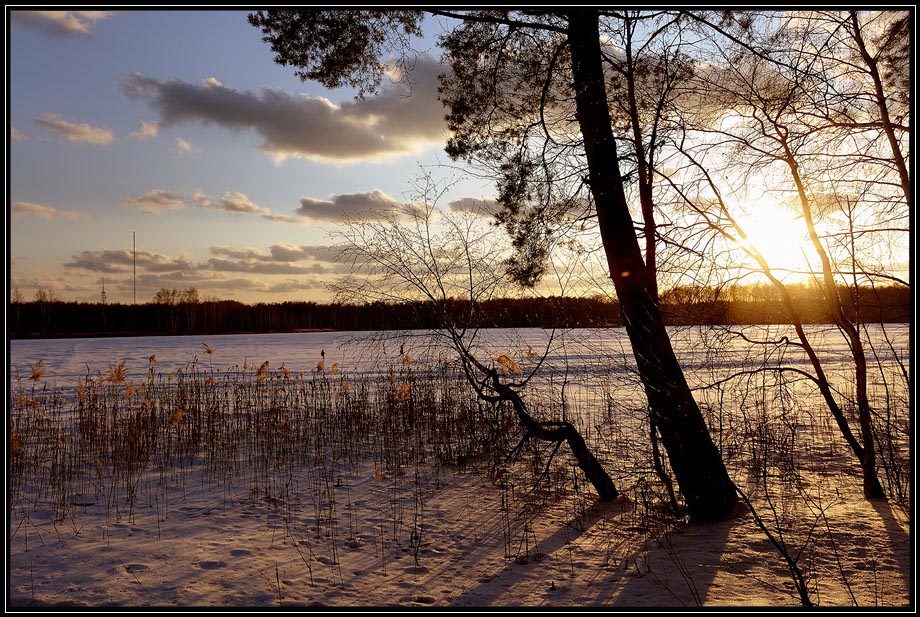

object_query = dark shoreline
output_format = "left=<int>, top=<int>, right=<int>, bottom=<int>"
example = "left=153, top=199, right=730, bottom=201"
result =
left=9, top=328, right=340, bottom=341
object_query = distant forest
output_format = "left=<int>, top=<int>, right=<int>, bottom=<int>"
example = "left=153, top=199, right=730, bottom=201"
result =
left=9, top=283, right=909, bottom=339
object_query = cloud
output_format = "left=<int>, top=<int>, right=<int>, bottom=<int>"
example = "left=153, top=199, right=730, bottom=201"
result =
left=125, top=273, right=269, bottom=293
left=271, top=244, right=342, bottom=263
left=118, top=188, right=304, bottom=223
left=11, top=10, right=115, bottom=37
left=11, top=127, right=30, bottom=141
left=261, top=212, right=307, bottom=224
left=11, top=275, right=91, bottom=295
left=193, top=191, right=271, bottom=215
left=295, top=190, right=408, bottom=222
left=209, top=243, right=342, bottom=264
left=34, top=113, right=114, bottom=144
left=121, top=53, right=447, bottom=163
left=63, top=249, right=193, bottom=274
left=175, top=137, right=193, bottom=154
left=56, top=241, right=343, bottom=301
left=266, top=279, right=326, bottom=294
left=203, top=258, right=328, bottom=275
left=129, top=120, right=158, bottom=139
left=120, top=189, right=186, bottom=215
left=209, top=245, right=269, bottom=261
left=13, top=201, right=87, bottom=220
left=448, top=197, right=499, bottom=217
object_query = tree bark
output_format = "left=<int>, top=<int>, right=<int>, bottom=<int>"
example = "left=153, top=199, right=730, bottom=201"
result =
left=567, top=9, right=737, bottom=521
left=491, top=377, right=619, bottom=501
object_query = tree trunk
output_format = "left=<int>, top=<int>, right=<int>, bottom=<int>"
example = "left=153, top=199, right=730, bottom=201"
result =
left=779, top=142, right=886, bottom=499
left=492, top=378, right=619, bottom=501
left=567, top=9, right=737, bottom=521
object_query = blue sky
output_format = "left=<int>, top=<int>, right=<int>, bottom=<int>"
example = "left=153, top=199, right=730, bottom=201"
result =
left=9, top=9, right=492, bottom=303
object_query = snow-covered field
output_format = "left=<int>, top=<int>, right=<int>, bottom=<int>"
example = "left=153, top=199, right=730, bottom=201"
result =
left=8, top=327, right=911, bottom=608
left=8, top=457, right=911, bottom=608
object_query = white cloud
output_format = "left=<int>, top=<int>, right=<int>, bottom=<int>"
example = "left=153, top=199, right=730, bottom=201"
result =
left=13, top=201, right=87, bottom=220
left=34, top=113, right=114, bottom=144
left=11, top=127, right=30, bottom=141
left=122, top=53, right=447, bottom=163
left=11, top=10, right=115, bottom=37
left=129, top=120, right=159, bottom=140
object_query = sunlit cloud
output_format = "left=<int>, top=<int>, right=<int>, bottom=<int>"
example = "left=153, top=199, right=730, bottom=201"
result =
left=270, top=244, right=341, bottom=263
left=11, top=10, right=115, bottom=37
left=124, top=273, right=270, bottom=295
left=63, top=249, right=193, bottom=273
left=209, top=246, right=269, bottom=261
left=121, top=53, right=446, bottom=163
left=120, top=189, right=186, bottom=215
left=34, top=113, right=114, bottom=144
left=11, top=127, right=31, bottom=141
left=50, top=240, right=345, bottom=302
left=119, top=188, right=306, bottom=223
left=447, top=197, right=499, bottom=217
left=11, top=274, right=92, bottom=295
left=13, top=201, right=87, bottom=220
left=295, top=190, right=407, bottom=222
left=193, top=191, right=271, bottom=215
left=129, top=120, right=159, bottom=139
left=265, top=279, right=326, bottom=293
left=209, top=244, right=342, bottom=263
left=203, top=258, right=329, bottom=275
left=175, top=137, right=193, bottom=155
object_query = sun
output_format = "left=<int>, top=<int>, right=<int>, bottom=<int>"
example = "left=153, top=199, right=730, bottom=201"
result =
left=735, top=199, right=815, bottom=279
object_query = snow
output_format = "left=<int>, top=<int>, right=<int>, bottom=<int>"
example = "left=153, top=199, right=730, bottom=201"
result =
left=9, top=445, right=911, bottom=608
left=8, top=327, right=911, bottom=608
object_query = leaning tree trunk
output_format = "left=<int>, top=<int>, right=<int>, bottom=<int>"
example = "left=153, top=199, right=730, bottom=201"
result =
left=490, top=377, right=618, bottom=501
left=567, top=9, right=737, bottom=521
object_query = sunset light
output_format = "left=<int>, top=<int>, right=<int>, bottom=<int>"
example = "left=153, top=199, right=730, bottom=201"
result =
left=736, top=199, right=814, bottom=278
left=8, top=8, right=909, bottom=610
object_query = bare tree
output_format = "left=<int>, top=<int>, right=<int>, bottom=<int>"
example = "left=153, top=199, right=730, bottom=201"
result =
left=333, top=175, right=618, bottom=501
left=250, top=8, right=738, bottom=520
left=669, top=11, right=910, bottom=499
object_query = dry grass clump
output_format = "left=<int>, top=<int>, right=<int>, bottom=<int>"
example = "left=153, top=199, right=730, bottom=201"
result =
left=9, top=354, right=523, bottom=528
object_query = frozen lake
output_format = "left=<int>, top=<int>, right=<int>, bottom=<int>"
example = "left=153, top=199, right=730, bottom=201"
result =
left=10, top=324, right=909, bottom=396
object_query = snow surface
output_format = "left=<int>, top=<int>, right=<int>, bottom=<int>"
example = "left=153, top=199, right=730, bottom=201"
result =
left=9, top=327, right=912, bottom=608
left=9, top=453, right=910, bottom=608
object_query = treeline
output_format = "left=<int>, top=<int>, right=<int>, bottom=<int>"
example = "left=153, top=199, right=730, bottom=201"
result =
left=9, top=284, right=910, bottom=338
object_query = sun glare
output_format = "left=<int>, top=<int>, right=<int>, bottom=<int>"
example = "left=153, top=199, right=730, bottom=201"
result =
left=736, top=199, right=814, bottom=279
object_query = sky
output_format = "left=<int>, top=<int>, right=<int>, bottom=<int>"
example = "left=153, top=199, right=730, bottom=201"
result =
left=8, top=9, right=495, bottom=304
left=7, top=9, right=910, bottom=306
